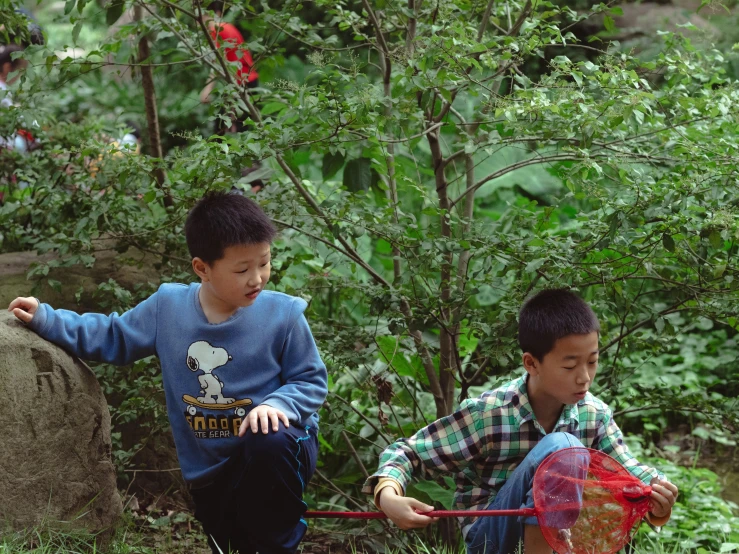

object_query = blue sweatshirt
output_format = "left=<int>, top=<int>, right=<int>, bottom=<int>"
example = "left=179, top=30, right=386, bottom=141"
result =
left=29, top=283, right=328, bottom=486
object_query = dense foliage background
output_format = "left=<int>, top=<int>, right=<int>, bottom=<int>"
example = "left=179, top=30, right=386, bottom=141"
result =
left=1, top=0, right=738, bottom=551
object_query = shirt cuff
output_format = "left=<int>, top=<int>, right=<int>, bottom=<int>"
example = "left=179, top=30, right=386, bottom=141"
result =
left=374, top=478, right=403, bottom=509
left=27, top=301, right=49, bottom=334
left=259, top=398, right=298, bottom=423
left=646, top=509, right=671, bottom=527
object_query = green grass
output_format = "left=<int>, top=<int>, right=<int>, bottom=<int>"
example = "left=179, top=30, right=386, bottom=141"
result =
left=0, top=524, right=732, bottom=554
left=0, top=515, right=210, bottom=554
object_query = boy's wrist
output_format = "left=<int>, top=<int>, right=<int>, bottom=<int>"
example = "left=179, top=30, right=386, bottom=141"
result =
left=27, top=300, right=48, bottom=333
left=646, top=509, right=671, bottom=527
left=374, top=478, right=403, bottom=509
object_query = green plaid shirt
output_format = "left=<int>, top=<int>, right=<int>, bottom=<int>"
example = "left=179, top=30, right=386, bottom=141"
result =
left=363, top=374, right=662, bottom=530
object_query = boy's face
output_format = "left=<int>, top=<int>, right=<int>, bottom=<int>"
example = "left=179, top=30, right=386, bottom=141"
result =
left=196, top=242, right=271, bottom=312
left=1, top=59, right=27, bottom=85
left=524, top=331, right=599, bottom=406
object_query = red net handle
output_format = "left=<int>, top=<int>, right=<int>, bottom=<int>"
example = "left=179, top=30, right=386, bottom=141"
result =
left=304, top=508, right=536, bottom=519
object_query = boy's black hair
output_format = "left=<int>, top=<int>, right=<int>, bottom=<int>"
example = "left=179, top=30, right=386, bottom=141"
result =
left=123, top=119, right=141, bottom=139
left=208, top=1, right=225, bottom=14
left=185, top=190, right=277, bottom=264
left=14, top=8, right=45, bottom=45
left=518, top=288, right=600, bottom=360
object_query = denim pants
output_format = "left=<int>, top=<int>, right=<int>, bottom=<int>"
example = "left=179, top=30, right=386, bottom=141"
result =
left=465, top=432, right=586, bottom=554
left=190, top=423, right=318, bottom=554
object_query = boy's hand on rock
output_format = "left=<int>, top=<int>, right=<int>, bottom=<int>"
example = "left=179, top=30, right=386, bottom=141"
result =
left=8, top=297, right=39, bottom=324
left=649, top=478, right=678, bottom=518
left=239, top=404, right=289, bottom=437
left=378, top=488, right=439, bottom=530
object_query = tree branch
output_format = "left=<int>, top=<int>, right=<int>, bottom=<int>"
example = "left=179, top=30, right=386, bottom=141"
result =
left=600, top=300, right=693, bottom=353
left=507, top=0, right=532, bottom=36
left=329, top=393, right=393, bottom=445
left=134, top=4, right=171, bottom=207
left=478, top=0, right=497, bottom=40
left=451, top=154, right=580, bottom=207
left=341, top=430, right=369, bottom=479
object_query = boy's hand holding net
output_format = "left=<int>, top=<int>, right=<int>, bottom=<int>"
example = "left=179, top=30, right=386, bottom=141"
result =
left=533, top=447, right=652, bottom=554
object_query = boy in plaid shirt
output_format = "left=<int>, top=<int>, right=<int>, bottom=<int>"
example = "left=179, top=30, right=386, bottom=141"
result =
left=363, top=289, right=678, bottom=554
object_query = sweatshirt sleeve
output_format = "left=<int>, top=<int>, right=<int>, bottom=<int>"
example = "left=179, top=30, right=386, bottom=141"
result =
left=261, top=298, right=328, bottom=424
left=27, top=292, right=159, bottom=365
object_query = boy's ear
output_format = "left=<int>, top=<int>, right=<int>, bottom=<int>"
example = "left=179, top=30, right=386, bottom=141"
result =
left=192, top=257, right=210, bottom=281
left=522, top=352, right=539, bottom=377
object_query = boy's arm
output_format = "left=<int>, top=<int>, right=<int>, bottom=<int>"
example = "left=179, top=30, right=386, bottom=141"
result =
left=362, top=398, right=488, bottom=498
left=260, top=301, right=328, bottom=424
left=361, top=400, right=487, bottom=530
left=12, top=292, right=158, bottom=365
left=594, top=408, right=663, bottom=483
left=595, top=408, right=677, bottom=525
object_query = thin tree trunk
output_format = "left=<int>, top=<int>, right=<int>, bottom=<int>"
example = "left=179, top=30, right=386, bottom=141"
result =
left=457, top=154, right=477, bottom=400
left=134, top=4, right=171, bottom=207
left=357, top=0, right=448, bottom=417
left=428, top=130, right=457, bottom=416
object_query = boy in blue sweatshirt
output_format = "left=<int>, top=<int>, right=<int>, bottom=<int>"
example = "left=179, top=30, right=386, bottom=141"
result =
left=8, top=191, right=329, bottom=554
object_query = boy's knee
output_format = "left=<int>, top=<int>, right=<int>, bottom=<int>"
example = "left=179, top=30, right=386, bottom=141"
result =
left=242, top=423, right=293, bottom=460
left=539, top=432, right=582, bottom=452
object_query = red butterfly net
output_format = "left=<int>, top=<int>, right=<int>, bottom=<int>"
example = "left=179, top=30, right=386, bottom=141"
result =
left=533, top=447, right=653, bottom=554
left=305, top=447, right=653, bottom=554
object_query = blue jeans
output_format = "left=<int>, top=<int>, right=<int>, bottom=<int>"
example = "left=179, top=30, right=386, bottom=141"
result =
left=465, top=432, right=586, bottom=554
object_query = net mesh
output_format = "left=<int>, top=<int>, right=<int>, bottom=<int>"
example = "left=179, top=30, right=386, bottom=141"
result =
left=533, top=447, right=652, bottom=554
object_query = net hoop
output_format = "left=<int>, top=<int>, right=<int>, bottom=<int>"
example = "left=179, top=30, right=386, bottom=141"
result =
left=532, top=447, right=652, bottom=554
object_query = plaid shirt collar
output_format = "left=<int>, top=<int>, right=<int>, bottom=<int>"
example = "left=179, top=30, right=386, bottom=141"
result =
left=511, top=373, right=581, bottom=433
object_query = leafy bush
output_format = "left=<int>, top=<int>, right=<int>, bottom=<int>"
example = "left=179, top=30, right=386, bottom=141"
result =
left=1, top=0, right=738, bottom=549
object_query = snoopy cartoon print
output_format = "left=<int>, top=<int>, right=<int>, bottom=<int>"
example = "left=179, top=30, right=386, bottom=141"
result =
left=186, top=340, right=235, bottom=404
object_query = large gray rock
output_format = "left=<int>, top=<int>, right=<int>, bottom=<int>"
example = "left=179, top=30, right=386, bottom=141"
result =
left=0, top=310, right=122, bottom=536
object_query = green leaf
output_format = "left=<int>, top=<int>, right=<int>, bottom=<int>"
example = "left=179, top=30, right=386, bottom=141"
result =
left=343, top=158, right=372, bottom=193
left=662, top=233, right=675, bottom=252
left=322, top=152, right=345, bottom=180
left=74, top=216, right=89, bottom=236
left=408, top=477, right=456, bottom=509
left=64, top=0, right=76, bottom=15
left=106, top=0, right=125, bottom=26
left=376, top=336, right=416, bottom=377
left=655, top=317, right=665, bottom=333
left=525, top=258, right=545, bottom=273
left=72, top=21, right=83, bottom=45
left=692, top=426, right=711, bottom=440
left=709, top=230, right=722, bottom=249
left=261, top=102, right=286, bottom=116
left=603, top=15, right=615, bottom=33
